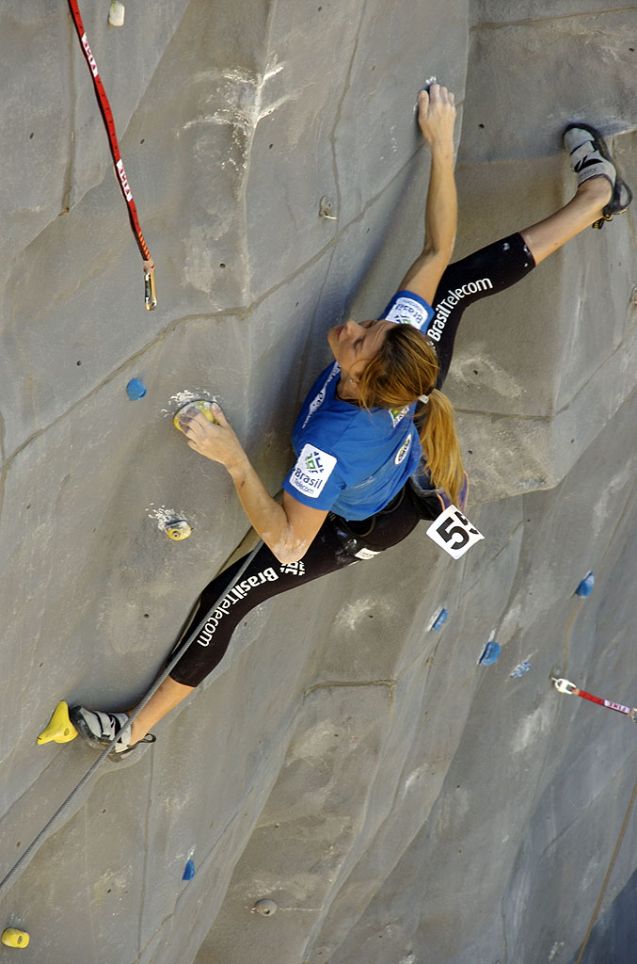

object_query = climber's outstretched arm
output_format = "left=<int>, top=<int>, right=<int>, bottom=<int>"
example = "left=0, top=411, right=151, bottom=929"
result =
left=399, top=83, right=457, bottom=304
left=181, top=404, right=327, bottom=564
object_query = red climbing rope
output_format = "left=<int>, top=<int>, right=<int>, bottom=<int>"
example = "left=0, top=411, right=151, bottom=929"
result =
left=66, top=0, right=157, bottom=309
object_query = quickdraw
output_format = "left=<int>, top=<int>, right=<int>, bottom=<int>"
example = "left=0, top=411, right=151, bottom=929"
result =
left=66, top=0, right=157, bottom=309
left=552, top=676, right=637, bottom=722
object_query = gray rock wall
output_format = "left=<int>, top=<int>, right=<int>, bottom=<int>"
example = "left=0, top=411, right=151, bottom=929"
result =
left=1, top=1, right=635, bottom=962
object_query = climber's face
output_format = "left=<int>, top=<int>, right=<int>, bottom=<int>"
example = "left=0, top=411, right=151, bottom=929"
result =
left=327, top=319, right=392, bottom=384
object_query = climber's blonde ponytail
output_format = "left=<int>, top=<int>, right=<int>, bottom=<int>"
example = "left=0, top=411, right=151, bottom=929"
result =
left=417, top=389, right=465, bottom=506
left=358, top=323, right=465, bottom=505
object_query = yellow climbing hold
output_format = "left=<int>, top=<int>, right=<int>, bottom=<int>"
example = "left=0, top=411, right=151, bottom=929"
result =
left=173, top=399, right=217, bottom=433
left=36, top=701, right=78, bottom=745
left=1, top=929, right=30, bottom=949
left=165, top=520, right=193, bottom=541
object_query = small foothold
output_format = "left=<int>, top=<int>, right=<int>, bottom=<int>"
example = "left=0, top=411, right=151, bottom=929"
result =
left=182, top=858, right=196, bottom=881
left=510, top=659, right=532, bottom=679
left=252, top=899, right=278, bottom=917
left=431, top=608, right=449, bottom=632
left=173, top=399, right=218, bottom=433
left=319, top=196, right=337, bottom=220
left=108, top=0, right=125, bottom=26
left=36, top=701, right=78, bottom=745
left=1, top=929, right=30, bottom=949
left=478, top=641, right=501, bottom=666
left=165, top=520, right=192, bottom=542
left=575, top=571, right=595, bottom=597
left=126, top=378, right=147, bottom=400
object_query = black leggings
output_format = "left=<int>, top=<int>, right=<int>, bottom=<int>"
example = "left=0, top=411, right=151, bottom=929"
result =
left=169, top=489, right=420, bottom=686
left=169, top=232, right=536, bottom=688
left=431, top=231, right=535, bottom=384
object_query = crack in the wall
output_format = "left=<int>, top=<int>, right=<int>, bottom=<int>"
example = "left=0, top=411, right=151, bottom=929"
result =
left=0, top=409, right=6, bottom=528
left=597, top=467, right=637, bottom=569
left=303, top=679, right=396, bottom=698
left=137, top=749, right=156, bottom=960
left=471, top=5, right=637, bottom=31
left=328, top=0, right=369, bottom=223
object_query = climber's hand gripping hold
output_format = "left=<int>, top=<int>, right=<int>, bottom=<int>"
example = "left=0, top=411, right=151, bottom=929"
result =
left=180, top=404, right=244, bottom=469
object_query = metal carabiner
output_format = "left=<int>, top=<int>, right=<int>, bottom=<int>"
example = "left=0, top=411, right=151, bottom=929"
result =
left=144, top=265, right=157, bottom=310
left=552, top=677, right=577, bottom=695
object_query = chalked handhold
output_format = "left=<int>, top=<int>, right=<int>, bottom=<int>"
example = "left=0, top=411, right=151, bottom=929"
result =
left=108, top=0, right=125, bottom=26
left=575, top=572, right=595, bottom=597
left=1, top=929, right=30, bottom=949
left=478, top=641, right=501, bottom=666
left=165, top=520, right=192, bottom=542
left=36, top=701, right=78, bottom=745
left=126, top=378, right=147, bottom=400
left=173, top=399, right=217, bottom=433
left=252, top=899, right=277, bottom=917
left=510, top=659, right=532, bottom=679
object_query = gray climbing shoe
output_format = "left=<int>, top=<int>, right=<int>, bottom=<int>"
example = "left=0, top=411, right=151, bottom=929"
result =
left=70, top=706, right=155, bottom=756
left=564, top=122, right=633, bottom=228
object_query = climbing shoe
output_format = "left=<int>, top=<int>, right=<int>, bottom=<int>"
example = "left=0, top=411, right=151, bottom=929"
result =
left=70, top=706, right=156, bottom=756
left=563, top=122, right=633, bottom=228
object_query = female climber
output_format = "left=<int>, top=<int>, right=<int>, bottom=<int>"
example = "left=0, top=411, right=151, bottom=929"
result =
left=70, top=89, right=631, bottom=754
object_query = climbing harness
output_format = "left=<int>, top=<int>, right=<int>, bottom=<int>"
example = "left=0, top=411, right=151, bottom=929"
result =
left=66, top=0, right=157, bottom=309
left=0, top=539, right=264, bottom=903
left=552, top=677, right=637, bottom=722
left=329, top=488, right=408, bottom=561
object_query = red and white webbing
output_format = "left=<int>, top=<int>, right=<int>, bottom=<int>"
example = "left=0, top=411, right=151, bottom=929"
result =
left=553, top=677, right=637, bottom=722
left=66, top=0, right=157, bottom=309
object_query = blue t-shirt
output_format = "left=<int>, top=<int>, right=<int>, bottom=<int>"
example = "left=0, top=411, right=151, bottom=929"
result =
left=282, top=290, right=435, bottom=520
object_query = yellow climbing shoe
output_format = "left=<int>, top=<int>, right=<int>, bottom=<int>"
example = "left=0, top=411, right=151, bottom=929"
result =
left=1, top=929, right=30, bottom=949
left=36, top=701, right=78, bottom=745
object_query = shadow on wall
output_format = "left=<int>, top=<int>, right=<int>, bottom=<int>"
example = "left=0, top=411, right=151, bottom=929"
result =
left=575, top=864, right=637, bottom=964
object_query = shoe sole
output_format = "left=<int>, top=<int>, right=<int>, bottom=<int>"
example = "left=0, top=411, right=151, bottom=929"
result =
left=69, top=706, right=157, bottom=759
left=111, top=734, right=157, bottom=761
left=69, top=706, right=132, bottom=754
left=564, top=121, right=633, bottom=224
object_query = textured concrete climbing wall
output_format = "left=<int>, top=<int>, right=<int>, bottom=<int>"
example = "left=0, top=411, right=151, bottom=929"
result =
left=1, top=1, right=636, bottom=962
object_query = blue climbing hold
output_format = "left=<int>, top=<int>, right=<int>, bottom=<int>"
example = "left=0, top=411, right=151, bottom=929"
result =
left=431, top=608, right=449, bottom=632
left=510, top=659, right=532, bottom=679
left=575, top=571, right=595, bottom=597
left=478, top=641, right=501, bottom=666
left=182, top=858, right=196, bottom=881
left=126, top=378, right=147, bottom=400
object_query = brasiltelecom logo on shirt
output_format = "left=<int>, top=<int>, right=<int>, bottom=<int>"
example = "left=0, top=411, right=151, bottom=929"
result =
left=394, top=433, right=412, bottom=465
left=290, top=444, right=337, bottom=498
left=385, top=296, right=432, bottom=332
